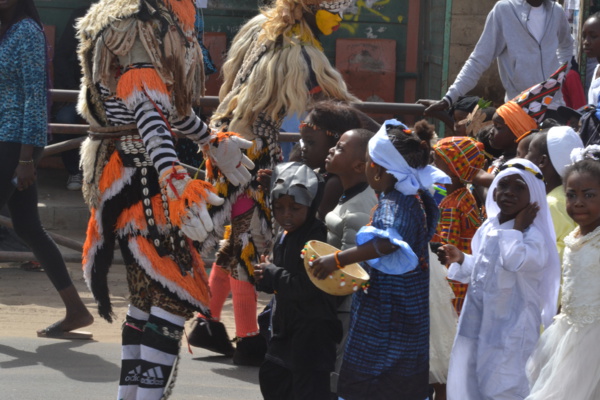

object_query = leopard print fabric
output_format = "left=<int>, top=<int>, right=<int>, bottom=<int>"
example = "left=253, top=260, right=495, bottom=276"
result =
left=126, top=263, right=195, bottom=319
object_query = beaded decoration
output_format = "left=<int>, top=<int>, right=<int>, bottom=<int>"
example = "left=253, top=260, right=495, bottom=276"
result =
left=361, top=281, right=370, bottom=294
left=299, top=121, right=340, bottom=139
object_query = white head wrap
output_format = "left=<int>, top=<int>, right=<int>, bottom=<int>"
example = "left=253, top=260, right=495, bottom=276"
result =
left=486, top=158, right=560, bottom=328
left=368, top=119, right=450, bottom=195
left=547, top=126, right=584, bottom=178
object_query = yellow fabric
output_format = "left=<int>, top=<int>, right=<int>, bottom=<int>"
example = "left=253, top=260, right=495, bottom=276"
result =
left=547, top=185, right=576, bottom=263
left=548, top=185, right=577, bottom=309
left=496, top=101, right=538, bottom=138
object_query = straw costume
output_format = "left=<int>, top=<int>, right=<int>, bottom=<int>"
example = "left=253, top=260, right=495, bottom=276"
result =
left=189, top=0, right=358, bottom=363
left=76, top=0, right=253, bottom=398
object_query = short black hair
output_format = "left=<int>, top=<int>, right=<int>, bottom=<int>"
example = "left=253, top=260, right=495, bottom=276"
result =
left=349, top=128, right=374, bottom=158
left=529, top=129, right=550, bottom=157
left=306, top=100, right=362, bottom=137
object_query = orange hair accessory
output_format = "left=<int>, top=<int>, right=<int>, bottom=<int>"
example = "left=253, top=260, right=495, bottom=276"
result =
left=515, top=129, right=540, bottom=143
left=496, top=101, right=538, bottom=139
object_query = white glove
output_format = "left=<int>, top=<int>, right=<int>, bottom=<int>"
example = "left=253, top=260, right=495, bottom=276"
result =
left=206, top=133, right=255, bottom=186
left=178, top=192, right=224, bottom=242
left=161, top=167, right=224, bottom=242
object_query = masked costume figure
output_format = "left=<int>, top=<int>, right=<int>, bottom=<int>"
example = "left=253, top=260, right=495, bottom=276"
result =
left=76, top=0, right=253, bottom=398
left=187, top=0, right=358, bottom=365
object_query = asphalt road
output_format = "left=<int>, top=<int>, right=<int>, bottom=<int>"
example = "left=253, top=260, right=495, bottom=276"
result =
left=0, top=336, right=262, bottom=400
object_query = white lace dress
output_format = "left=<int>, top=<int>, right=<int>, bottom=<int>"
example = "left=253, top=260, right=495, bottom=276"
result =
left=428, top=247, right=458, bottom=384
left=526, top=226, right=600, bottom=399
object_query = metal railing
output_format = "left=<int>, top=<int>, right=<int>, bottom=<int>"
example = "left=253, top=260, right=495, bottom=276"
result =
left=48, top=89, right=426, bottom=141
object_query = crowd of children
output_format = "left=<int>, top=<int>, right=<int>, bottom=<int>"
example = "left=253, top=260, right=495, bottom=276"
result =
left=235, top=42, right=600, bottom=399
left=102, top=6, right=600, bottom=399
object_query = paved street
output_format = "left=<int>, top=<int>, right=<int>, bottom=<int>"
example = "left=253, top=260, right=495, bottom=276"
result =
left=0, top=336, right=262, bottom=399
left=0, top=167, right=265, bottom=399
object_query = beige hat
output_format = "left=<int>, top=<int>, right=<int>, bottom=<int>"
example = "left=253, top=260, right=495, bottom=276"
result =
left=302, top=240, right=369, bottom=296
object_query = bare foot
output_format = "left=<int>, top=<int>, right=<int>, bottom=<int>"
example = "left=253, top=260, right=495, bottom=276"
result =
left=63, top=309, right=95, bottom=332
left=37, top=311, right=94, bottom=336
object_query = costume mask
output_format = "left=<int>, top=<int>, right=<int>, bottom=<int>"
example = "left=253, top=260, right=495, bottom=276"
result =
left=314, top=0, right=351, bottom=35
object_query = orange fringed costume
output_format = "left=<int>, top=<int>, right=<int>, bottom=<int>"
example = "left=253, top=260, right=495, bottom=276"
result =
left=77, top=0, right=218, bottom=398
left=77, top=0, right=210, bottom=321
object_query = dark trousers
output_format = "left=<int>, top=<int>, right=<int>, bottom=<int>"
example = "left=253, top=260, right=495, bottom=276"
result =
left=259, top=360, right=334, bottom=400
left=0, top=141, right=72, bottom=290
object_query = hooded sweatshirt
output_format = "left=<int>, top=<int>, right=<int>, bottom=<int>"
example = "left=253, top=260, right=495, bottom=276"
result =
left=444, top=0, right=573, bottom=109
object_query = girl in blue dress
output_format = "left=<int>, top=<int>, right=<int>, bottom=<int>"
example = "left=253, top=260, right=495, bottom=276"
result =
left=311, top=119, right=449, bottom=400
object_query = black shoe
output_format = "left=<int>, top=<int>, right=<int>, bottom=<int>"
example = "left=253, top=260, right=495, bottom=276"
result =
left=187, top=317, right=235, bottom=357
left=232, top=334, right=267, bottom=366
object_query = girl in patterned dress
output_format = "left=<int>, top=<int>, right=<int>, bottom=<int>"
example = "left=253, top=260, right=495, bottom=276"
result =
left=428, top=136, right=486, bottom=398
left=432, top=137, right=486, bottom=314
left=311, top=119, right=450, bottom=400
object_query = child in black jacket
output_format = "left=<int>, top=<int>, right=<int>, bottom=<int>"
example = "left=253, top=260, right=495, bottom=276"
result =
left=254, top=162, right=342, bottom=400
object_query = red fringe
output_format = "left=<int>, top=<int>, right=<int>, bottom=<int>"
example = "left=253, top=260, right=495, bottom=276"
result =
left=165, top=0, right=195, bottom=32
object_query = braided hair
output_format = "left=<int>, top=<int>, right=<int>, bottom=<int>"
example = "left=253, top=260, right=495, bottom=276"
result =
left=386, top=120, right=434, bottom=169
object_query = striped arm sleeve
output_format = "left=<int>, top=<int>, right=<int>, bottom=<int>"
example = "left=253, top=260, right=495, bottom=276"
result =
left=133, top=100, right=180, bottom=176
left=171, top=112, right=212, bottom=145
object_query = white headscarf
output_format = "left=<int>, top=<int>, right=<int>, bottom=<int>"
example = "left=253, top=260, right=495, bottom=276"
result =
left=547, top=126, right=584, bottom=178
left=369, top=119, right=450, bottom=195
left=486, top=158, right=560, bottom=328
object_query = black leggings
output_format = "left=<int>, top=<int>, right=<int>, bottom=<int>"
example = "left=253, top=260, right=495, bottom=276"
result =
left=0, top=141, right=73, bottom=291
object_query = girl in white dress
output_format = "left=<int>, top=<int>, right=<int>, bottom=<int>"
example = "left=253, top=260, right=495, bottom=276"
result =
left=526, top=145, right=600, bottom=400
left=439, top=158, right=561, bottom=400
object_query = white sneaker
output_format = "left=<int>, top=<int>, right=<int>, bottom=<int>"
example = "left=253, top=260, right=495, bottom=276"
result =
left=66, top=172, right=83, bottom=191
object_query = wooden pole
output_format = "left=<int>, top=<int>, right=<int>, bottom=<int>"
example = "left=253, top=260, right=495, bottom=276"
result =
left=42, top=136, right=87, bottom=157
